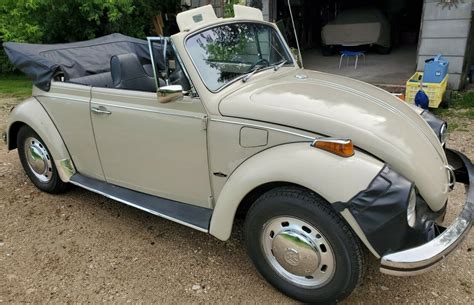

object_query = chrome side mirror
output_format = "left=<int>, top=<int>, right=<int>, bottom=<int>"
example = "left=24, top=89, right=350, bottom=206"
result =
left=158, top=85, right=183, bottom=103
left=158, top=85, right=183, bottom=94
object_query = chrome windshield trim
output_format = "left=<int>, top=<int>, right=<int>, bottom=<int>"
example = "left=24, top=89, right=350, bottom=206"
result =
left=183, top=20, right=296, bottom=94
left=170, top=40, right=197, bottom=95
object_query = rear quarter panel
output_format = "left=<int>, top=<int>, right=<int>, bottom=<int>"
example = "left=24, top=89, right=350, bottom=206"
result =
left=33, top=82, right=105, bottom=181
left=7, top=96, right=75, bottom=181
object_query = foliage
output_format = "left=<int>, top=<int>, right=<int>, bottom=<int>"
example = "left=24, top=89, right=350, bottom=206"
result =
left=0, top=0, right=181, bottom=73
left=224, top=0, right=242, bottom=18
left=202, top=26, right=248, bottom=62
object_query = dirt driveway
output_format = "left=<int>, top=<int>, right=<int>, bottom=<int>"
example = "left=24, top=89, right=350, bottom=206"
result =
left=0, top=96, right=472, bottom=303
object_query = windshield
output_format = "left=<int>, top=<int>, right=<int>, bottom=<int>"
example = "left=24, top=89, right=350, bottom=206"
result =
left=185, top=22, right=293, bottom=91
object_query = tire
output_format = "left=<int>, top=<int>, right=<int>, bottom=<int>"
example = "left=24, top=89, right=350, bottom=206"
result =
left=244, top=187, right=365, bottom=304
left=17, top=126, right=68, bottom=194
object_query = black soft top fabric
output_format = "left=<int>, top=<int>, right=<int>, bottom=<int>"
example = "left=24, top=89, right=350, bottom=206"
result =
left=3, top=33, right=165, bottom=91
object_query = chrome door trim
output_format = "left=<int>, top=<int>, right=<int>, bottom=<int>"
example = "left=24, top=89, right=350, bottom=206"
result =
left=91, top=106, right=112, bottom=115
left=91, top=102, right=204, bottom=120
left=210, top=118, right=315, bottom=140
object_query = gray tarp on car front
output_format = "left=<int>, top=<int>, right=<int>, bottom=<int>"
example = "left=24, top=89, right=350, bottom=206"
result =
left=321, top=8, right=391, bottom=48
left=3, top=33, right=165, bottom=91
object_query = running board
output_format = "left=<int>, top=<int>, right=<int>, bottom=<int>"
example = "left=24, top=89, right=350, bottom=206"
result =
left=70, top=174, right=212, bottom=232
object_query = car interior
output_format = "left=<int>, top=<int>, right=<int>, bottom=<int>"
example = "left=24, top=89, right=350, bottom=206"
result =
left=67, top=46, right=190, bottom=93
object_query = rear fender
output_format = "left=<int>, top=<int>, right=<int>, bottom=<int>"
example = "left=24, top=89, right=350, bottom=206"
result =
left=6, top=97, right=76, bottom=182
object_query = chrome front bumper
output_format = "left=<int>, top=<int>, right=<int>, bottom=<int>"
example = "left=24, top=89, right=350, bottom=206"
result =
left=380, top=149, right=473, bottom=276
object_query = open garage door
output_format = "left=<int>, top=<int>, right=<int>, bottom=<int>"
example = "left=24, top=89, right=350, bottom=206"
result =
left=273, top=0, right=423, bottom=88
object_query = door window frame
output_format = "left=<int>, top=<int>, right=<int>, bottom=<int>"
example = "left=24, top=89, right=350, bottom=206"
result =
left=147, top=36, right=197, bottom=96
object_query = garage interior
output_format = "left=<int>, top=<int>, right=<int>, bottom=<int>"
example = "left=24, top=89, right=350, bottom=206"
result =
left=272, top=0, right=424, bottom=88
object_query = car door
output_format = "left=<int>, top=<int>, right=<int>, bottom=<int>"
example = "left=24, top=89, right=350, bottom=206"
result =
left=89, top=88, right=212, bottom=209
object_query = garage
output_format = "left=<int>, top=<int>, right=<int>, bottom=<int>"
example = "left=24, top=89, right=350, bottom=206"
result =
left=265, top=0, right=423, bottom=88
left=241, top=0, right=472, bottom=91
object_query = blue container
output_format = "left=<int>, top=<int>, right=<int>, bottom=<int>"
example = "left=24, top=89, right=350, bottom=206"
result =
left=423, top=54, right=449, bottom=83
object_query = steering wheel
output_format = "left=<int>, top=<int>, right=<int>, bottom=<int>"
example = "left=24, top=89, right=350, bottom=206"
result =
left=248, top=58, right=270, bottom=72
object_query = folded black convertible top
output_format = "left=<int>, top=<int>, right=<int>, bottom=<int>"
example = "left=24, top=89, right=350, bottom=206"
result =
left=3, top=33, right=164, bottom=91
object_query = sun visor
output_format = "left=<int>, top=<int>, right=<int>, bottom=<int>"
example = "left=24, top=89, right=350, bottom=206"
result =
left=233, top=5, right=264, bottom=21
left=177, top=5, right=219, bottom=32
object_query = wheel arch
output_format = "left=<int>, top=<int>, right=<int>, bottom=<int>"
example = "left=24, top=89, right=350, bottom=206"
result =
left=7, top=97, right=76, bottom=182
left=209, top=142, right=384, bottom=257
left=235, top=181, right=300, bottom=218
left=7, top=121, right=25, bottom=150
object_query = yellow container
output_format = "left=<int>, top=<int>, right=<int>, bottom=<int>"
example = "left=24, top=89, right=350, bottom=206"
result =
left=405, top=72, right=448, bottom=108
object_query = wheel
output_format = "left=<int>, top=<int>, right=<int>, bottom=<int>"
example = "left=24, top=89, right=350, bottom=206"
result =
left=374, top=45, right=391, bottom=55
left=244, top=187, right=365, bottom=304
left=17, top=126, right=68, bottom=194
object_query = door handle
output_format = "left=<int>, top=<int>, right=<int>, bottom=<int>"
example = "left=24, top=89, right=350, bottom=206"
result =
left=91, top=106, right=112, bottom=115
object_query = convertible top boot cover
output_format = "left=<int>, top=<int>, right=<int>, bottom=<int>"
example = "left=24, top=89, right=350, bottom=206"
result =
left=3, top=33, right=165, bottom=91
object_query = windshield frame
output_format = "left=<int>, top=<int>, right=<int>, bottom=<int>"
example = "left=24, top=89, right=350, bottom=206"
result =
left=184, top=20, right=296, bottom=93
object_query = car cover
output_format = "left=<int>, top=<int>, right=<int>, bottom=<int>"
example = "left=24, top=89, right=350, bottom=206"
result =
left=321, top=8, right=391, bottom=48
left=3, top=33, right=165, bottom=91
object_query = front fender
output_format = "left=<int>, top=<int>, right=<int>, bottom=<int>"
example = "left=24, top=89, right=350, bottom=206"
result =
left=209, top=142, right=384, bottom=243
left=7, top=97, right=75, bottom=181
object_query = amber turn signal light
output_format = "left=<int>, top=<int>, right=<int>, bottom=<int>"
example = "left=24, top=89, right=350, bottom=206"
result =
left=311, top=138, right=354, bottom=158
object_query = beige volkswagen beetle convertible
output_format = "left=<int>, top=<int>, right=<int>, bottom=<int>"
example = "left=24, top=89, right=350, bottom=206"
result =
left=3, top=5, right=473, bottom=304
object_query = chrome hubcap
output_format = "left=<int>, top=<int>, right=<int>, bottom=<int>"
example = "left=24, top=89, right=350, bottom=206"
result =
left=262, top=217, right=335, bottom=288
left=24, top=137, right=52, bottom=183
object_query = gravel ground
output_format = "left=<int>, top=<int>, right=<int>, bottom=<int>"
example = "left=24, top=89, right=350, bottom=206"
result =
left=0, top=96, right=472, bottom=304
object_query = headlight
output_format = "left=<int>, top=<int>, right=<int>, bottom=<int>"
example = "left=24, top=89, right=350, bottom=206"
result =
left=420, top=111, right=447, bottom=145
left=440, top=123, right=448, bottom=146
left=407, top=188, right=417, bottom=227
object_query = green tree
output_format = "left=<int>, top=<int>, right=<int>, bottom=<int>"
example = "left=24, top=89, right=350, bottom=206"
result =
left=0, top=0, right=181, bottom=73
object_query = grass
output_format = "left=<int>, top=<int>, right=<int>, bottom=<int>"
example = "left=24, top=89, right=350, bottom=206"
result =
left=432, top=91, right=474, bottom=120
left=0, top=74, right=32, bottom=100
left=431, top=90, right=474, bottom=133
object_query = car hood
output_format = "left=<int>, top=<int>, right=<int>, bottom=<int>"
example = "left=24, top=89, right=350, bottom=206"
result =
left=219, top=69, right=448, bottom=210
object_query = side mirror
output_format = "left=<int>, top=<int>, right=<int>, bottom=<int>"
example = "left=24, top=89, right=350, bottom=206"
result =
left=158, top=85, right=183, bottom=94
left=158, top=85, right=183, bottom=103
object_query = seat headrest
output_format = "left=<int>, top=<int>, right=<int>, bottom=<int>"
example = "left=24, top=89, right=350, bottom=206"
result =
left=110, top=53, right=157, bottom=92
left=111, top=53, right=144, bottom=86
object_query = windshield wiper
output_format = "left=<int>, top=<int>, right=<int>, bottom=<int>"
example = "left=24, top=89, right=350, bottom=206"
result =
left=273, top=59, right=288, bottom=71
left=242, top=65, right=267, bottom=83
